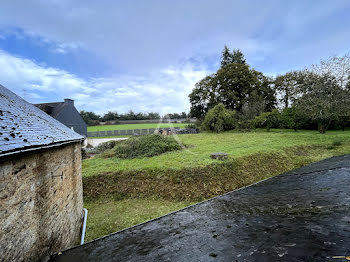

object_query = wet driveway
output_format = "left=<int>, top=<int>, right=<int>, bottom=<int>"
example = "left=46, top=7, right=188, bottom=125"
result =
left=50, top=155, right=350, bottom=262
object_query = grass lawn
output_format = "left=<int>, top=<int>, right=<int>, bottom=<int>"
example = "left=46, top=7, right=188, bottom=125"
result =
left=88, top=123, right=187, bottom=132
left=85, top=198, right=193, bottom=242
left=83, top=129, right=350, bottom=241
left=83, top=129, right=350, bottom=176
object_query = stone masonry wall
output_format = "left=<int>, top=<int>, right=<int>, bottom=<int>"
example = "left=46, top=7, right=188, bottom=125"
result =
left=0, top=142, right=83, bottom=262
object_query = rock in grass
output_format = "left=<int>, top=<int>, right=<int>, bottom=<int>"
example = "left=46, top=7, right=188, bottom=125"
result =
left=211, top=152, right=228, bottom=160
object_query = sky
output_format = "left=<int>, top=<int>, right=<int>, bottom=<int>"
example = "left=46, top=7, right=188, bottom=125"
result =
left=0, top=0, right=350, bottom=115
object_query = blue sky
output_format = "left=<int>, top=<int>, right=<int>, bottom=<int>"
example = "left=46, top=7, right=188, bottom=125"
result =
left=0, top=0, right=349, bottom=114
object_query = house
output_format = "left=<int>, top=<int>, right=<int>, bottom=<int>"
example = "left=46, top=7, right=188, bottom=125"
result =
left=0, top=84, right=84, bottom=262
left=35, top=99, right=87, bottom=137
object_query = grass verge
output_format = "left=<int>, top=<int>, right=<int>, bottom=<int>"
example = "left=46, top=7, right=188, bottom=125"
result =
left=85, top=198, right=193, bottom=242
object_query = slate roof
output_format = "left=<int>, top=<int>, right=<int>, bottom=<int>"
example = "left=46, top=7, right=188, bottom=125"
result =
left=35, top=99, right=88, bottom=137
left=0, top=84, right=83, bottom=157
left=50, top=155, right=350, bottom=262
left=35, top=102, right=65, bottom=118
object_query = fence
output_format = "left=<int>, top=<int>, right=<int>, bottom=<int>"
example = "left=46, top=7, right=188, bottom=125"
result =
left=97, top=118, right=197, bottom=125
left=87, top=127, right=182, bottom=137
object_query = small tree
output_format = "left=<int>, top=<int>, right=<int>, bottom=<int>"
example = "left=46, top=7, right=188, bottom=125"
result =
left=253, top=110, right=281, bottom=132
left=201, top=103, right=236, bottom=133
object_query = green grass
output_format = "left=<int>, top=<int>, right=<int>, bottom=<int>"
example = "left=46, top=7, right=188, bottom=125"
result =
left=83, top=129, right=350, bottom=241
left=85, top=198, right=193, bottom=242
left=83, top=129, right=350, bottom=177
left=88, top=123, right=187, bottom=132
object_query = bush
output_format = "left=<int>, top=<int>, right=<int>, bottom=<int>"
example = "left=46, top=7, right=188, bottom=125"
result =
left=201, top=103, right=236, bottom=133
left=185, top=123, right=197, bottom=129
left=253, top=110, right=281, bottom=131
left=95, top=140, right=122, bottom=153
left=112, top=135, right=183, bottom=159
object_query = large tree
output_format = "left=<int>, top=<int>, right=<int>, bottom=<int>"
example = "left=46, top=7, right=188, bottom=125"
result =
left=189, top=49, right=275, bottom=119
left=311, top=54, right=350, bottom=89
left=295, top=71, right=350, bottom=133
left=274, top=71, right=301, bottom=109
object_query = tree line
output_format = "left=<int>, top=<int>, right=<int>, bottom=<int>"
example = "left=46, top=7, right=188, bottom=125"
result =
left=191, top=46, right=350, bottom=133
left=80, top=110, right=189, bottom=126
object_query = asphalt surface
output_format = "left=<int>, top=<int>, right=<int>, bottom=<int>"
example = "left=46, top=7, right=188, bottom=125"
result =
left=50, top=155, right=350, bottom=262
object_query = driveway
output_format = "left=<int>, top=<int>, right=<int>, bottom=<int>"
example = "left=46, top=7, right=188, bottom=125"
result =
left=83, top=137, right=128, bottom=148
left=50, top=155, right=350, bottom=262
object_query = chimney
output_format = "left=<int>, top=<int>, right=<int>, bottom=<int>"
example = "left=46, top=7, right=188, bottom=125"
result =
left=64, top=98, right=74, bottom=106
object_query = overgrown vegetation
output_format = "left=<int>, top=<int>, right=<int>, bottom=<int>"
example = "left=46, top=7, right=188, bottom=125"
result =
left=189, top=48, right=350, bottom=133
left=106, top=134, right=183, bottom=159
left=201, top=103, right=236, bottom=132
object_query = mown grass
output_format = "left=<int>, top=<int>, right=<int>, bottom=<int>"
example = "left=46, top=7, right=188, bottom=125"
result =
left=87, top=123, right=187, bottom=132
left=83, top=129, right=350, bottom=177
left=83, top=129, right=350, bottom=241
left=85, top=198, right=193, bottom=242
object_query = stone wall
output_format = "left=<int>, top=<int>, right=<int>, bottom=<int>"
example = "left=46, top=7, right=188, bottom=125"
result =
left=0, top=142, right=84, bottom=262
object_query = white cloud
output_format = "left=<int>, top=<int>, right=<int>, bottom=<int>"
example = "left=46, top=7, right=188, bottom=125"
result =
left=0, top=50, right=207, bottom=114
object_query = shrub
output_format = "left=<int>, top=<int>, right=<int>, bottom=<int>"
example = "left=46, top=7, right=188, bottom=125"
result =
left=95, top=140, right=122, bottom=153
left=112, top=134, right=183, bottom=159
left=201, top=103, right=236, bottom=133
left=253, top=110, right=281, bottom=131
left=185, top=123, right=197, bottom=129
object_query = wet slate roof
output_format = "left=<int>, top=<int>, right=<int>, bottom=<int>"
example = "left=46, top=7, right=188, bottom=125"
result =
left=50, top=155, right=350, bottom=262
left=0, top=84, right=83, bottom=157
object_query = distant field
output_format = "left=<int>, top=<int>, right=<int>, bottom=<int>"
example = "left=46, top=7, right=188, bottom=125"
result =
left=88, top=123, right=187, bottom=132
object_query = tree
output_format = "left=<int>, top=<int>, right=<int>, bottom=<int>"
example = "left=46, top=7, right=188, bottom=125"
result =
left=253, top=110, right=281, bottom=132
left=189, top=75, right=217, bottom=119
left=311, top=54, right=350, bottom=89
left=221, top=45, right=232, bottom=67
left=102, top=111, right=119, bottom=121
left=80, top=110, right=101, bottom=126
left=231, top=49, right=246, bottom=65
left=189, top=61, right=276, bottom=119
left=274, top=71, right=300, bottom=109
left=220, top=46, right=246, bottom=67
left=295, top=71, right=350, bottom=133
left=201, top=103, right=236, bottom=133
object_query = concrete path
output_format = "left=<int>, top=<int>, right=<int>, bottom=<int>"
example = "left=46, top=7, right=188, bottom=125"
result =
left=50, top=155, right=350, bottom=262
left=83, top=137, right=128, bottom=148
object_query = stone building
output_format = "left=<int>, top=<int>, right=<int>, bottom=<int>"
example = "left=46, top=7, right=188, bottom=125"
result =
left=35, top=99, right=87, bottom=137
left=0, top=84, right=84, bottom=261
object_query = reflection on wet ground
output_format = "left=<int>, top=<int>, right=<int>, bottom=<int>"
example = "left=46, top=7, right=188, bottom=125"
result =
left=50, top=155, right=350, bottom=262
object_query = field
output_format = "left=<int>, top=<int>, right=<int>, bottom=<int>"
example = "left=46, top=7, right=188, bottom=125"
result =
left=87, top=123, right=187, bottom=132
left=83, top=129, right=350, bottom=241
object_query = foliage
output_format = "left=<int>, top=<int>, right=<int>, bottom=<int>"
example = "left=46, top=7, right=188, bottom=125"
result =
left=221, top=45, right=246, bottom=67
left=189, top=51, right=276, bottom=119
left=274, top=71, right=301, bottom=109
left=95, top=140, right=122, bottom=153
left=252, top=110, right=281, bottom=131
left=80, top=110, right=188, bottom=125
left=164, top=112, right=188, bottom=119
left=88, top=123, right=187, bottom=132
left=295, top=71, right=350, bottom=133
left=201, top=103, right=236, bottom=132
left=185, top=123, right=197, bottom=129
left=111, top=134, right=183, bottom=159
left=80, top=110, right=101, bottom=126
